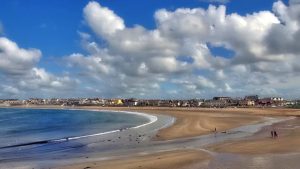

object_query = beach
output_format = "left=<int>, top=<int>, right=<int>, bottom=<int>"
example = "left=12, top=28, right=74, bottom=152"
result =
left=208, top=117, right=300, bottom=154
left=2, top=106, right=300, bottom=169
left=59, top=150, right=211, bottom=169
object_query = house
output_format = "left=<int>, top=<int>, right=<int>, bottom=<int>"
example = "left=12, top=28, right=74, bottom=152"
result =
left=28, top=98, right=45, bottom=105
left=213, top=97, right=232, bottom=101
left=158, top=100, right=173, bottom=107
left=202, top=99, right=228, bottom=108
left=179, top=100, right=190, bottom=107
left=271, top=97, right=284, bottom=101
left=239, top=100, right=255, bottom=107
left=258, top=98, right=273, bottom=107
left=4, top=99, right=23, bottom=106
left=112, top=99, right=123, bottom=106
left=146, top=100, right=160, bottom=106
left=124, top=98, right=139, bottom=107
left=187, top=99, right=205, bottom=107
left=271, top=97, right=284, bottom=107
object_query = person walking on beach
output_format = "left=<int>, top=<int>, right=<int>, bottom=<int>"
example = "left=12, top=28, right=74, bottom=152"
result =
left=271, top=130, right=274, bottom=138
left=214, top=127, right=217, bottom=137
left=274, top=130, right=278, bottom=138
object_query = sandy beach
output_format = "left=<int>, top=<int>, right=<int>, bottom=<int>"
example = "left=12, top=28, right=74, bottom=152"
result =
left=208, top=117, right=300, bottom=154
left=58, top=150, right=211, bottom=169
left=3, top=106, right=300, bottom=169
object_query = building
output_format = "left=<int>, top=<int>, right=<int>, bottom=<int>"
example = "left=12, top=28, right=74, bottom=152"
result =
left=111, top=99, right=123, bottom=106
left=239, top=100, right=255, bottom=107
left=4, top=99, right=23, bottom=106
left=213, top=97, right=232, bottom=101
left=190, top=99, right=205, bottom=107
left=271, top=97, right=284, bottom=101
left=124, top=98, right=139, bottom=107
left=202, top=99, right=228, bottom=108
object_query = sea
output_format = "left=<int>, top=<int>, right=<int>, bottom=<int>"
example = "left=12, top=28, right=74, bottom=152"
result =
left=0, top=108, right=149, bottom=148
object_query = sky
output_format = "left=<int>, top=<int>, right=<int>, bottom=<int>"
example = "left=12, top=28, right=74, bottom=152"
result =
left=1, top=0, right=300, bottom=99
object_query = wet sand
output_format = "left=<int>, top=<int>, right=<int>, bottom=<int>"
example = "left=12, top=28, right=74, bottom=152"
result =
left=208, top=117, right=300, bottom=154
left=199, top=118, right=300, bottom=169
left=58, top=150, right=210, bottom=169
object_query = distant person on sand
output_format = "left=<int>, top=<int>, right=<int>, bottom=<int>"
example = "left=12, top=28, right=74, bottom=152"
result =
left=214, top=127, right=217, bottom=137
left=271, top=130, right=274, bottom=138
left=274, top=130, right=278, bottom=138
left=271, top=130, right=278, bottom=138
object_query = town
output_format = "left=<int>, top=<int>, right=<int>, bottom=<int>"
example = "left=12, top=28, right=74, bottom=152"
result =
left=0, top=95, right=299, bottom=108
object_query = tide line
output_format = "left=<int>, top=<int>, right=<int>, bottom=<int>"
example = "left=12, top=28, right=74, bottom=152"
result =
left=53, top=109, right=159, bottom=141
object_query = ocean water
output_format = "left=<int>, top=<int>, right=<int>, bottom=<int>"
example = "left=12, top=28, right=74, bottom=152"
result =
left=0, top=108, right=149, bottom=148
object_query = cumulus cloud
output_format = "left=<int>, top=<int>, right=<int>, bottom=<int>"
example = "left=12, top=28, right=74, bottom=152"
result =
left=18, top=68, right=77, bottom=91
left=264, top=1, right=300, bottom=56
left=0, top=37, right=41, bottom=75
left=83, top=1, right=125, bottom=37
left=2, top=85, right=19, bottom=95
left=290, top=0, right=300, bottom=5
left=64, top=0, right=300, bottom=99
left=0, top=37, right=78, bottom=98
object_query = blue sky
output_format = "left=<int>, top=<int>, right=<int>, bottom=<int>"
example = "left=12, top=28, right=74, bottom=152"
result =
left=0, top=0, right=299, bottom=99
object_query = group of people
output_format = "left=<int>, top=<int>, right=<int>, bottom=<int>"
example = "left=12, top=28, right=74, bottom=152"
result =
left=271, top=130, right=278, bottom=138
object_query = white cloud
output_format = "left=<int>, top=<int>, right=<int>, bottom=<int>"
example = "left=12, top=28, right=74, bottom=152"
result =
left=196, top=76, right=216, bottom=89
left=2, top=85, right=19, bottom=95
left=68, top=53, right=112, bottom=76
left=289, top=0, right=300, bottom=5
left=0, top=37, right=41, bottom=75
left=19, top=68, right=76, bottom=90
left=0, top=37, right=78, bottom=98
left=83, top=1, right=125, bottom=37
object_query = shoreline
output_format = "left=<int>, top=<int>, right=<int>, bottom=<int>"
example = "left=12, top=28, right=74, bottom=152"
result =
left=0, top=107, right=174, bottom=147
left=54, top=109, right=163, bottom=141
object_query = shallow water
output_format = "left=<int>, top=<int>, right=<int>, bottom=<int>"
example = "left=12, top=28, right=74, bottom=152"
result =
left=0, top=108, right=148, bottom=148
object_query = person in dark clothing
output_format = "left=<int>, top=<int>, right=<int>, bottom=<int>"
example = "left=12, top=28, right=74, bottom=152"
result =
left=271, top=130, right=274, bottom=138
left=274, top=130, right=278, bottom=138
